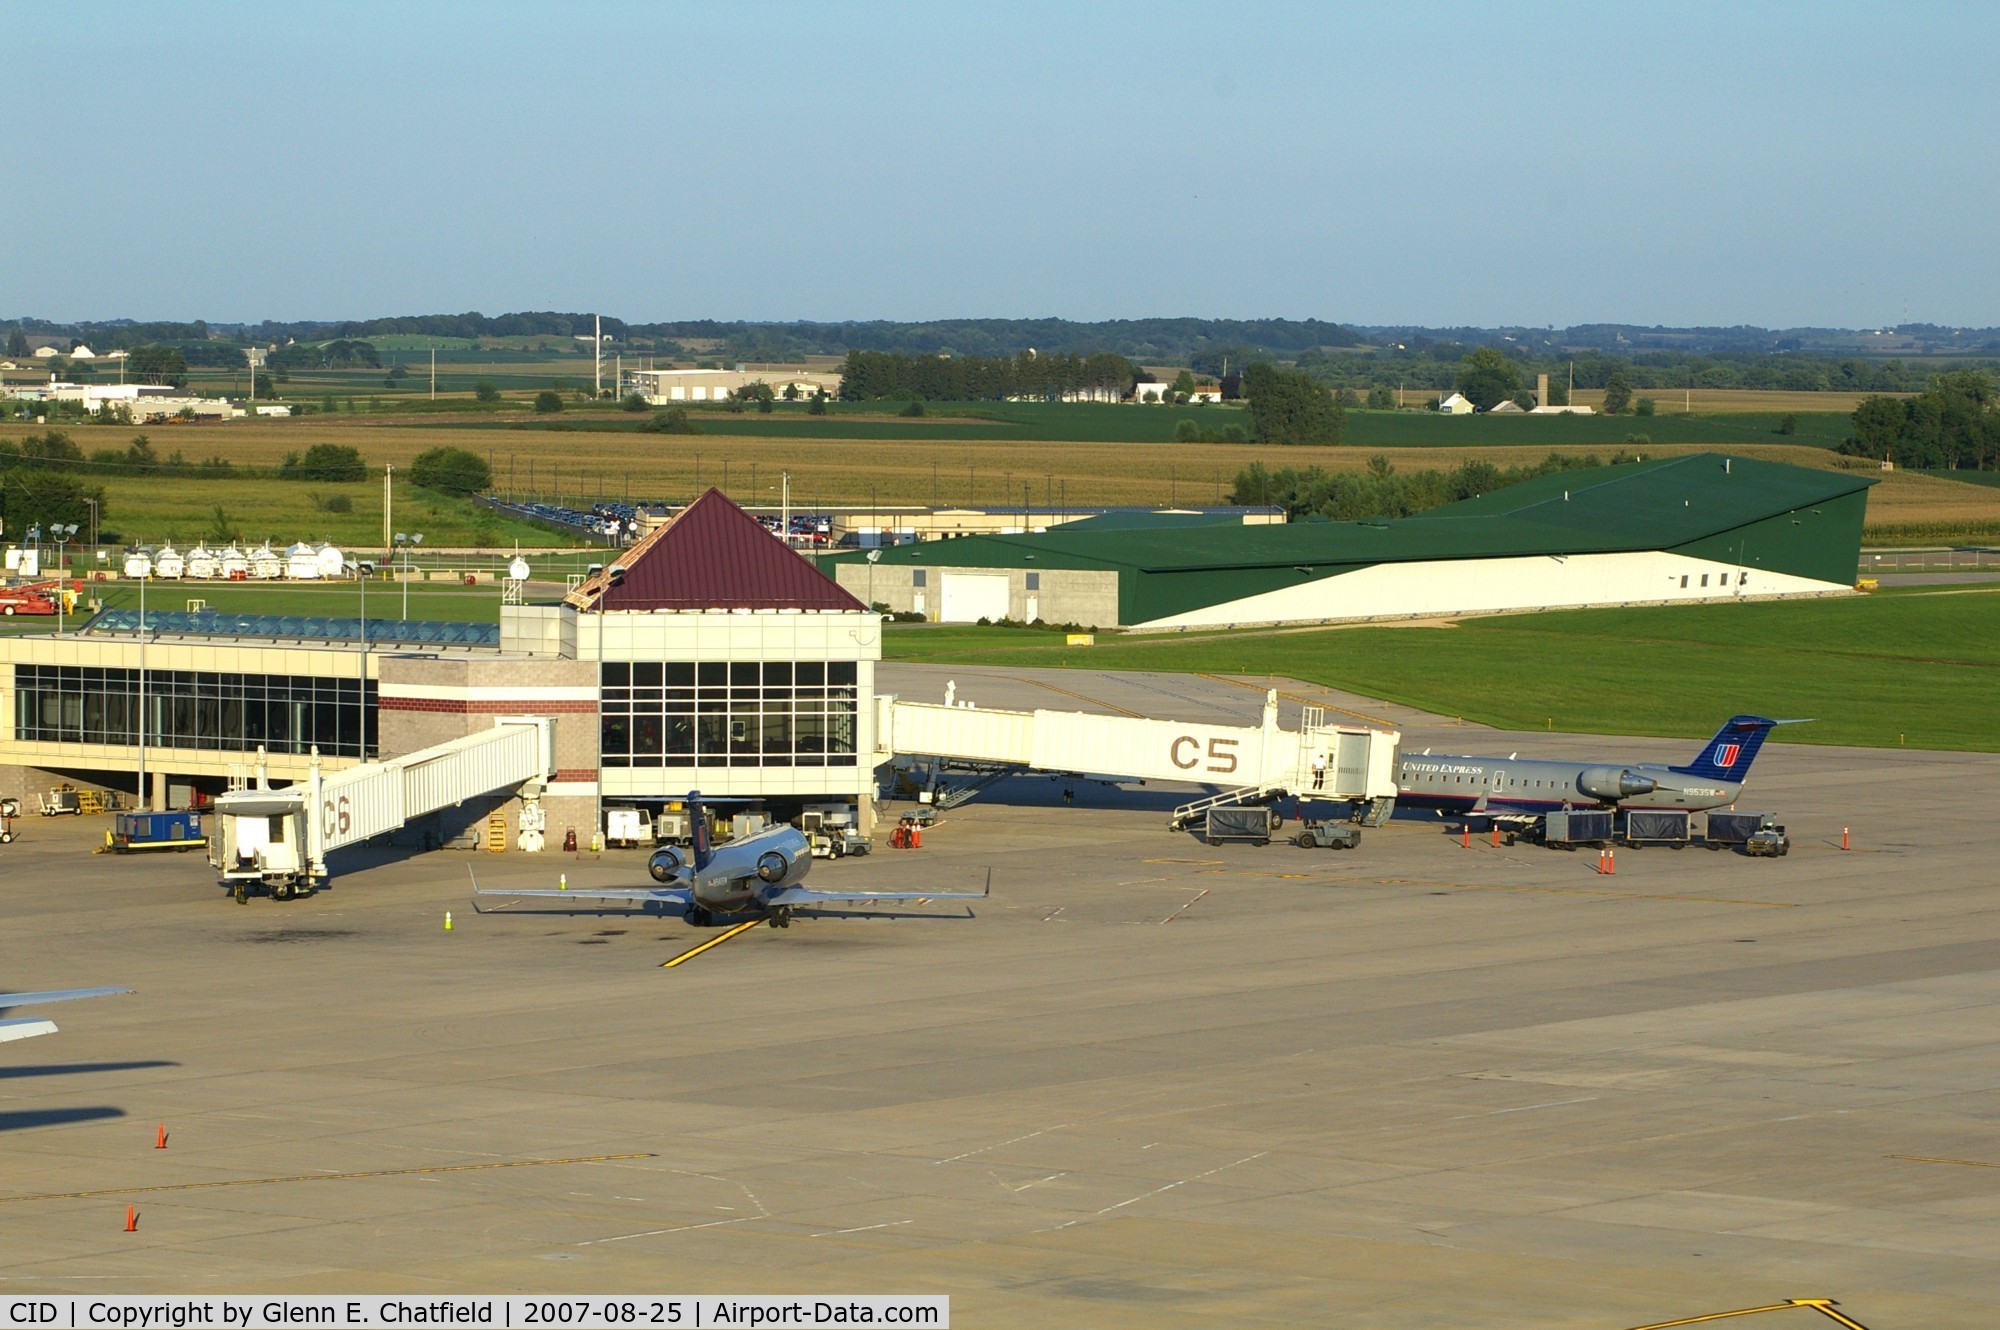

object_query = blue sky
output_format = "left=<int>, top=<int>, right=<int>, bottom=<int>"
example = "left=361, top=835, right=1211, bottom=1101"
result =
left=5, top=1, right=1994, bottom=328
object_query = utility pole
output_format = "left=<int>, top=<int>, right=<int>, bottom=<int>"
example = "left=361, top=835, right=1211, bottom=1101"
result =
left=594, top=314, right=602, bottom=399
left=430, top=347, right=436, bottom=401
left=382, top=465, right=393, bottom=562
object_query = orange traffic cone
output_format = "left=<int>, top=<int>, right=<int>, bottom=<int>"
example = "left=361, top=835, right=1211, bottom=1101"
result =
left=124, top=1205, right=138, bottom=1232
left=155, top=1124, right=168, bottom=1150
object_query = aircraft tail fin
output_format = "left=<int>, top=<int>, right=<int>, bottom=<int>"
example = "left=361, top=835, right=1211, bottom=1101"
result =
left=688, top=791, right=713, bottom=873
left=1669, top=715, right=1784, bottom=783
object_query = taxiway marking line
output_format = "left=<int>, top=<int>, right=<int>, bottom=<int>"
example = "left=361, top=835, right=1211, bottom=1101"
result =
left=662, top=917, right=763, bottom=968
left=1161, top=888, right=1209, bottom=923
left=1196, top=673, right=1397, bottom=729
left=936, top=1124, right=1075, bottom=1165
left=1625, top=1300, right=1870, bottom=1330
left=0, top=1153, right=657, bottom=1204
left=1183, top=866, right=1795, bottom=907
left=1890, top=1152, right=2000, bottom=1169
left=1009, top=676, right=1145, bottom=717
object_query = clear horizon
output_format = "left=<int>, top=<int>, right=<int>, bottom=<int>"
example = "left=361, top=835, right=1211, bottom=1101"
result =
left=5, top=1, right=1992, bottom=329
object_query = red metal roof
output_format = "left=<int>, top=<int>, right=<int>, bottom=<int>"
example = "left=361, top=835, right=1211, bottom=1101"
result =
left=566, top=489, right=867, bottom=613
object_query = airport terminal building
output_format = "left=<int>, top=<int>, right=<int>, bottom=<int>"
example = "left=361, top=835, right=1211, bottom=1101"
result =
left=830, top=454, right=1875, bottom=629
left=0, top=490, right=881, bottom=843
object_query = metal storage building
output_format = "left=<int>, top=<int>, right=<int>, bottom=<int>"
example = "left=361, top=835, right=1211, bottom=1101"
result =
left=830, top=453, right=1875, bottom=629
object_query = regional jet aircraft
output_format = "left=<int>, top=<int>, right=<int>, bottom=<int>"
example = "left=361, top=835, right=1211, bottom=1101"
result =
left=1394, top=715, right=1790, bottom=828
left=0, top=988, right=130, bottom=1043
left=477, top=792, right=988, bottom=928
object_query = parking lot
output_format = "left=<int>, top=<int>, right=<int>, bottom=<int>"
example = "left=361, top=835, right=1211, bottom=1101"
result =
left=2, top=683, right=1997, bottom=1327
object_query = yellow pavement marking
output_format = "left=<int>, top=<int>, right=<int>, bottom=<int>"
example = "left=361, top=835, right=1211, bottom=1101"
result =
left=1196, top=672, right=1397, bottom=729
left=662, top=916, right=763, bottom=968
left=1625, top=1298, right=1871, bottom=1329
left=1009, top=675, right=1144, bottom=717
left=1890, top=1152, right=2000, bottom=1169
left=1144, top=857, right=1223, bottom=865
left=0, top=1153, right=656, bottom=1204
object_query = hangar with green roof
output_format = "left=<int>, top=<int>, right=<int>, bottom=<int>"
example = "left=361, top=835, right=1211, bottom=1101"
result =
left=828, top=453, right=1875, bottom=630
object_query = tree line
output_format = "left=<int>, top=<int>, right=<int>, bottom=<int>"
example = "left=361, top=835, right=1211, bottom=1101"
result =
left=835, top=349, right=1142, bottom=402
left=1844, top=371, right=1998, bottom=470
left=1229, top=451, right=1637, bottom=521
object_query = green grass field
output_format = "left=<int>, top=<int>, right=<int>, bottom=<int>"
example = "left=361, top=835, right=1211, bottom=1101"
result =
left=882, top=587, right=2000, bottom=752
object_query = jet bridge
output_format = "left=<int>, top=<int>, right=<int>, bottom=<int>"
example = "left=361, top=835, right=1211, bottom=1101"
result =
left=878, top=690, right=1400, bottom=826
left=208, top=717, right=554, bottom=897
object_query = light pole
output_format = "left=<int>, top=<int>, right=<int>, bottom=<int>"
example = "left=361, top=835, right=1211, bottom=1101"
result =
left=394, top=532, right=423, bottom=620
left=592, top=563, right=627, bottom=842
left=51, top=523, right=76, bottom=633
left=137, top=568, right=149, bottom=810
left=83, top=497, right=97, bottom=555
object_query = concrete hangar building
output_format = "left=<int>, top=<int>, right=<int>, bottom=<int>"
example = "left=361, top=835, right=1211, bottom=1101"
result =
left=831, top=453, right=1875, bottom=630
left=0, top=491, right=881, bottom=843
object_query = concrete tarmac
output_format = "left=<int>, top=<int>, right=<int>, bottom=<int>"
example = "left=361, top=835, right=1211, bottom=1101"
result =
left=2, top=671, right=1996, bottom=1327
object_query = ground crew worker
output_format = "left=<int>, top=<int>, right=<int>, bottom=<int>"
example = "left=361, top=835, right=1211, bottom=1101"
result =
left=1310, top=751, right=1327, bottom=790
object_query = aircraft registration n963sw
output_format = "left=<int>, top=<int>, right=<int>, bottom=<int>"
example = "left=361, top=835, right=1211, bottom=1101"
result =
left=475, top=791, right=988, bottom=932
left=1393, top=715, right=1796, bottom=826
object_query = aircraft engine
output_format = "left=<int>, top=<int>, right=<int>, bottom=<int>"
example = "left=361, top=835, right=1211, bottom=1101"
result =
left=756, top=850, right=791, bottom=884
left=1576, top=766, right=1658, bottom=801
left=648, top=846, right=686, bottom=883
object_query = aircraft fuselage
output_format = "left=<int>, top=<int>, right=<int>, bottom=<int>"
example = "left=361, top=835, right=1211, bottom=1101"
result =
left=1396, top=754, right=1742, bottom=818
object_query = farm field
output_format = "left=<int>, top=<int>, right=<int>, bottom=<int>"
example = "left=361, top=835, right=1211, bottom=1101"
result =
left=880, top=586, right=2000, bottom=753
left=7, top=411, right=1999, bottom=545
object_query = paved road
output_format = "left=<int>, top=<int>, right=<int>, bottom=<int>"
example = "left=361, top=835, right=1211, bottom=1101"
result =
left=2, top=685, right=1994, bottom=1327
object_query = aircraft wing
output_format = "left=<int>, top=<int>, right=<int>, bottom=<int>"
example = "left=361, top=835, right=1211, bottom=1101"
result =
left=0, top=988, right=131, bottom=1044
left=474, top=887, right=693, bottom=906
left=766, top=872, right=991, bottom=908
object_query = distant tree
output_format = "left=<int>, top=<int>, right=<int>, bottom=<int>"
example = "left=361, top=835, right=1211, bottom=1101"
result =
left=899, top=398, right=926, bottom=417
left=409, top=446, right=492, bottom=495
left=387, top=365, right=409, bottom=381
left=1547, top=376, right=1570, bottom=407
left=620, top=392, right=649, bottom=412
left=321, top=393, right=338, bottom=414
left=640, top=408, right=701, bottom=435
left=782, top=383, right=800, bottom=401
left=253, top=371, right=276, bottom=398
left=1173, top=419, right=1201, bottom=443
left=1634, top=397, right=1656, bottom=417
left=1514, top=392, right=1537, bottom=411
left=533, top=390, right=563, bottom=414
left=126, top=344, right=189, bottom=388
left=4, top=329, right=26, bottom=358
left=1366, top=385, right=1395, bottom=410
left=1777, top=413, right=1798, bottom=436
left=734, top=381, right=776, bottom=405
left=1454, top=347, right=1522, bottom=412
left=757, top=396, right=774, bottom=413
left=1601, top=371, right=1633, bottom=415
left=1334, top=386, right=1361, bottom=409
left=280, top=443, right=368, bottom=482
left=807, top=395, right=828, bottom=416
left=1170, top=370, right=1197, bottom=398
left=1242, top=363, right=1344, bottom=445
left=474, top=380, right=500, bottom=403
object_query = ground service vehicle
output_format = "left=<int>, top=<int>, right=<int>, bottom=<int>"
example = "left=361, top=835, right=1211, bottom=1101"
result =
left=1708, top=810, right=1790, bottom=856
left=1294, top=821, right=1362, bottom=850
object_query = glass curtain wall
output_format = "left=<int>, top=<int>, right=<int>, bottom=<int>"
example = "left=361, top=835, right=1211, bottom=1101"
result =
left=12, top=665, right=377, bottom=759
left=600, top=660, right=857, bottom=769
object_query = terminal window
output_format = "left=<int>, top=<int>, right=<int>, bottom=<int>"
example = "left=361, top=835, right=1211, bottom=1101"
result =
left=598, top=659, right=858, bottom=769
left=11, top=665, right=376, bottom=759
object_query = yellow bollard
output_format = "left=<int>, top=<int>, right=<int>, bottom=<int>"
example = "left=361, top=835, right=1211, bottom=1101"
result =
left=443, top=911, right=453, bottom=932
left=559, top=873, right=568, bottom=890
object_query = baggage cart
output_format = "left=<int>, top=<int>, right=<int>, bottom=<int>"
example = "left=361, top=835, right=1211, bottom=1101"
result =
left=1540, top=809, right=1614, bottom=849
left=1205, top=805, right=1279, bottom=846
left=1624, top=809, right=1692, bottom=847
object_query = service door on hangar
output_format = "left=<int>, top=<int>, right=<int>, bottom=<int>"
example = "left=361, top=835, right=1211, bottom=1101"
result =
left=939, top=572, right=1010, bottom=623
